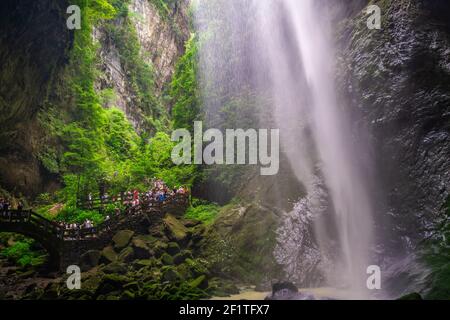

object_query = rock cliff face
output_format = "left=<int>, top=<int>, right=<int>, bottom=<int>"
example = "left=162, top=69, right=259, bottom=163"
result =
left=206, top=0, right=449, bottom=293
left=0, top=0, right=191, bottom=196
left=337, top=0, right=450, bottom=254
left=334, top=0, right=449, bottom=295
left=94, top=0, right=190, bottom=131
left=0, top=0, right=71, bottom=196
left=130, top=0, right=190, bottom=91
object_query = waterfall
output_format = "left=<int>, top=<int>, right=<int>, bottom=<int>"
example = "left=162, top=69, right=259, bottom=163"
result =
left=194, top=0, right=376, bottom=298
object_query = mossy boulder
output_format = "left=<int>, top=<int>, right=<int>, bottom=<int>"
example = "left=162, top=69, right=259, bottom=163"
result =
left=161, top=266, right=182, bottom=282
left=189, top=224, right=206, bottom=244
left=82, top=274, right=103, bottom=295
left=120, top=290, right=135, bottom=300
left=173, top=253, right=186, bottom=265
left=161, top=253, right=174, bottom=265
left=184, top=258, right=209, bottom=277
left=100, top=246, right=118, bottom=264
left=102, top=262, right=127, bottom=275
left=202, top=202, right=283, bottom=285
left=80, top=250, right=101, bottom=271
left=40, top=283, right=59, bottom=300
left=96, top=274, right=131, bottom=296
left=163, top=214, right=189, bottom=243
left=167, top=242, right=181, bottom=255
left=123, top=281, right=140, bottom=293
left=112, top=230, right=135, bottom=250
left=189, top=275, right=208, bottom=290
left=208, top=278, right=240, bottom=296
left=131, top=237, right=153, bottom=259
left=154, top=241, right=169, bottom=258
left=133, top=259, right=156, bottom=269
left=183, top=219, right=201, bottom=228
left=118, top=246, right=135, bottom=262
left=173, top=250, right=193, bottom=265
left=398, top=292, right=423, bottom=300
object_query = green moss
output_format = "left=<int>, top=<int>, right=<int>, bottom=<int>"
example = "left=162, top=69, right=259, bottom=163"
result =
left=161, top=253, right=174, bottom=265
left=104, top=14, right=169, bottom=132
left=170, top=33, right=202, bottom=131
left=423, top=196, right=450, bottom=300
left=26, top=0, right=201, bottom=226
left=149, top=0, right=177, bottom=20
left=0, top=237, right=47, bottom=268
left=185, top=199, right=220, bottom=224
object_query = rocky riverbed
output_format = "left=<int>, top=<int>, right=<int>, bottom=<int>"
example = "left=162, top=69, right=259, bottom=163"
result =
left=0, top=212, right=240, bottom=300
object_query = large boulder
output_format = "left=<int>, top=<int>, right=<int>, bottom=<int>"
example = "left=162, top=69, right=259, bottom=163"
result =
left=163, top=214, right=188, bottom=243
left=96, top=274, right=130, bottom=296
left=154, top=241, right=169, bottom=258
left=118, top=247, right=135, bottom=263
left=100, top=246, right=118, bottom=264
left=173, top=250, right=193, bottom=265
left=161, top=253, right=174, bottom=265
left=184, top=258, right=209, bottom=278
left=265, top=282, right=315, bottom=300
left=82, top=274, right=102, bottom=295
left=161, top=266, right=181, bottom=282
left=80, top=250, right=101, bottom=271
left=398, top=292, right=423, bottom=300
left=167, top=242, right=181, bottom=255
left=102, top=262, right=127, bottom=275
left=201, top=202, right=284, bottom=285
left=112, top=230, right=135, bottom=250
left=189, top=275, right=208, bottom=290
left=131, top=237, right=153, bottom=259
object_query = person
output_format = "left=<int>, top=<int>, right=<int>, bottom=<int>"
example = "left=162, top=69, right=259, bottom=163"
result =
left=133, top=189, right=139, bottom=203
left=74, top=223, right=80, bottom=240
left=3, top=201, right=10, bottom=220
left=157, top=191, right=166, bottom=203
left=104, top=214, right=112, bottom=232
left=0, top=198, right=4, bottom=217
left=88, top=193, right=93, bottom=209
left=17, top=201, right=24, bottom=211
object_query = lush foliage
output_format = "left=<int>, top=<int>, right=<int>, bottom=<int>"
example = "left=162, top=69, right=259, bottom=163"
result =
left=424, top=196, right=450, bottom=299
left=104, top=12, right=168, bottom=132
left=171, top=34, right=202, bottom=131
left=0, top=237, right=47, bottom=268
left=185, top=199, right=220, bottom=224
left=36, top=0, right=198, bottom=224
left=149, top=0, right=178, bottom=20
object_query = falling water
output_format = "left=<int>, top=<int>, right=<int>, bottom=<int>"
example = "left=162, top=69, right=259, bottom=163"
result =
left=194, top=0, right=376, bottom=298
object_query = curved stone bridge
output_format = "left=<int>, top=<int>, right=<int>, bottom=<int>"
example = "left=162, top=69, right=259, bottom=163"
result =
left=0, top=194, right=189, bottom=271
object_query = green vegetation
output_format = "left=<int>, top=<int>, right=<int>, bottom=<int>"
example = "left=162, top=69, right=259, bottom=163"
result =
left=35, top=0, right=198, bottom=224
left=424, top=196, right=450, bottom=300
left=171, top=33, right=201, bottom=131
left=0, top=236, right=47, bottom=268
left=149, top=0, right=177, bottom=20
left=104, top=9, right=169, bottom=132
left=185, top=199, right=220, bottom=224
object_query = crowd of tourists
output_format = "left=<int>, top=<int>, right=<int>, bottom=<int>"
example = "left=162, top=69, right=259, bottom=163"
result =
left=58, top=219, right=95, bottom=231
left=0, top=198, right=24, bottom=218
left=86, top=179, right=188, bottom=211
left=1, top=179, right=188, bottom=240
left=61, top=179, right=189, bottom=239
left=58, top=219, right=97, bottom=240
